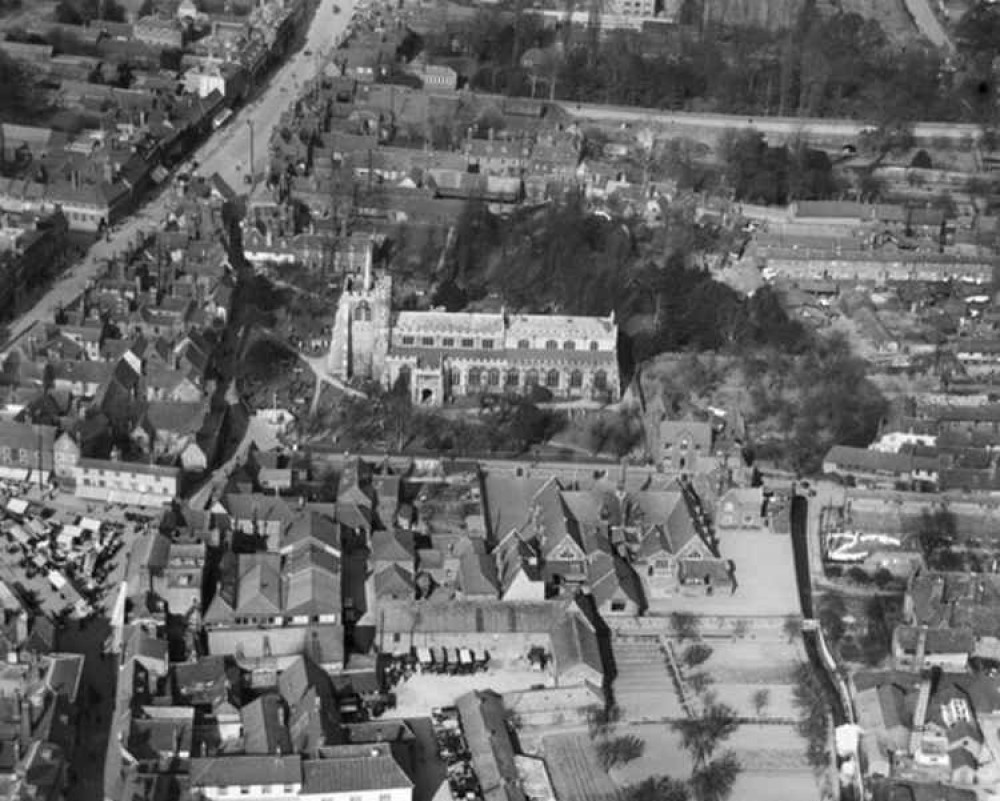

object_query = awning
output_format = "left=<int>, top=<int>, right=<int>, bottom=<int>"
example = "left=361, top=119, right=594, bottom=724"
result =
left=5, top=498, right=28, bottom=516
left=0, top=469, right=30, bottom=483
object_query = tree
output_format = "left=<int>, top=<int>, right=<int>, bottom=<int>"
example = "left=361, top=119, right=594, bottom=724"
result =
left=782, top=614, right=803, bottom=643
left=683, top=643, right=713, bottom=669
left=914, top=507, right=956, bottom=559
left=586, top=704, right=621, bottom=739
left=54, top=0, right=84, bottom=23
left=751, top=688, right=770, bottom=718
left=596, top=735, right=646, bottom=770
left=671, top=611, right=701, bottom=641
left=672, top=702, right=739, bottom=767
left=689, top=752, right=741, bottom=801
left=624, top=776, right=690, bottom=801
left=911, top=149, right=933, bottom=169
left=688, top=672, right=715, bottom=695
left=817, top=594, right=847, bottom=645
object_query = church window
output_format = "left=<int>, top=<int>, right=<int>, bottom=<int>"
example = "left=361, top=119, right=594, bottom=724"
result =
left=468, top=368, right=482, bottom=386
left=517, top=339, right=530, bottom=349
left=569, top=370, right=583, bottom=388
left=590, top=341, right=600, bottom=351
left=545, top=339, right=558, bottom=350
left=563, top=340, right=576, bottom=350
left=525, top=369, right=539, bottom=386
left=505, top=369, right=519, bottom=386
left=594, top=370, right=608, bottom=391
left=487, top=368, right=500, bottom=386
left=546, top=369, right=560, bottom=388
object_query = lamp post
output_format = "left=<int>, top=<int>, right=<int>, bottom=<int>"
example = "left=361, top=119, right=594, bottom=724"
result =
left=246, top=119, right=255, bottom=189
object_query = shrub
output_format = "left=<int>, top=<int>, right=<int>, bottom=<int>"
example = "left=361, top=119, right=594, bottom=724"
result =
left=683, top=643, right=713, bottom=669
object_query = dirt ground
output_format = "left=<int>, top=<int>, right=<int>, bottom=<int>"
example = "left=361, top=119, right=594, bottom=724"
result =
left=391, top=667, right=551, bottom=718
left=610, top=723, right=819, bottom=801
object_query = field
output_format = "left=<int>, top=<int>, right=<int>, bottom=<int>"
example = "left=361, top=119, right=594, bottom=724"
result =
left=701, top=0, right=918, bottom=42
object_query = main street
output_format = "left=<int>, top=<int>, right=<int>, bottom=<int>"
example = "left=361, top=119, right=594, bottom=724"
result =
left=4, top=0, right=354, bottom=349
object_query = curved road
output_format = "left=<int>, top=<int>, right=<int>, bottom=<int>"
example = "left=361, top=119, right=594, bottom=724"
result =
left=4, top=0, right=354, bottom=349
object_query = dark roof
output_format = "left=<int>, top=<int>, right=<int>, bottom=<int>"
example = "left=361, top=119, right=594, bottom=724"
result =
left=548, top=611, right=603, bottom=685
left=302, top=744, right=413, bottom=793
left=242, top=695, right=293, bottom=756
left=456, top=691, right=526, bottom=801
left=190, top=755, right=302, bottom=788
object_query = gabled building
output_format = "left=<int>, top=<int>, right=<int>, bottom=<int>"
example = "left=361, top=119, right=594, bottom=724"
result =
left=203, top=549, right=344, bottom=671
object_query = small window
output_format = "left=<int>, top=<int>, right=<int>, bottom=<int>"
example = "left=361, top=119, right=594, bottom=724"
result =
left=421, top=336, right=435, bottom=347
left=461, top=338, right=475, bottom=348
left=545, top=339, right=558, bottom=350
left=442, top=337, right=455, bottom=347
left=590, top=341, right=600, bottom=351
left=517, top=339, right=530, bottom=349
left=392, top=632, right=401, bottom=643
left=401, top=335, right=415, bottom=345
left=563, top=340, right=576, bottom=351
left=482, top=339, right=494, bottom=350
left=610, top=600, right=626, bottom=612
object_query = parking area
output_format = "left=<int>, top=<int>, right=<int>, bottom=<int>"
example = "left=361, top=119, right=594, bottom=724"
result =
left=391, top=668, right=551, bottom=719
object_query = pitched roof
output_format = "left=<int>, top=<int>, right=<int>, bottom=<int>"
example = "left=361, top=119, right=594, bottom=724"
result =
left=190, top=755, right=302, bottom=788
left=283, top=511, right=341, bottom=554
left=371, top=528, right=415, bottom=563
left=283, top=547, right=341, bottom=617
left=144, top=401, right=208, bottom=436
left=548, top=611, right=603, bottom=685
left=374, top=563, right=415, bottom=599
left=242, top=694, right=293, bottom=756
left=302, top=744, right=413, bottom=793
left=587, top=552, right=642, bottom=609
left=456, top=691, right=526, bottom=801
left=456, top=538, right=500, bottom=598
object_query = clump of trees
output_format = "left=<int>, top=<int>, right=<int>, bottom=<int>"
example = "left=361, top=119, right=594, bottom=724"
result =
left=597, top=735, right=646, bottom=771
left=792, top=662, right=833, bottom=770
left=420, top=1, right=990, bottom=123
left=55, top=0, right=126, bottom=23
left=718, top=130, right=839, bottom=205
left=665, top=702, right=742, bottom=801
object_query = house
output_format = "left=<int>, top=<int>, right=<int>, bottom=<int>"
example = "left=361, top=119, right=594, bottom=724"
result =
left=654, top=420, right=713, bottom=471
left=716, top=487, right=767, bottom=529
left=0, top=421, right=55, bottom=482
left=299, top=743, right=413, bottom=801
left=822, top=445, right=941, bottom=489
left=134, top=532, right=205, bottom=616
left=73, top=458, right=180, bottom=507
left=495, top=531, right=544, bottom=602
left=202, top=548, right=344, bottom=671
left=189, top=755, right=303, bottom=800
left=586, top=551, right=643, bottom=616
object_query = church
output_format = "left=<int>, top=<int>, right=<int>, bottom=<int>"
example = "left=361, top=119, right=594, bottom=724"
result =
left=327, top=266, right=620, bottom=406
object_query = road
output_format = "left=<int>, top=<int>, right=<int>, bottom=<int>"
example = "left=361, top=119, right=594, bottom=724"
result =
left=3, top=0, right=354, bottom=351
left=564, top=102, right=982, bottom=143
left=902, top=0, right=955, bottom=51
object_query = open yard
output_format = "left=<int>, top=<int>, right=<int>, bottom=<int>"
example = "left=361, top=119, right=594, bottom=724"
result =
left=391, top=667, right=551, bottom=718
left=648, top=528, right=800, bottom=617
left=609, top=723, right=819, bottom=801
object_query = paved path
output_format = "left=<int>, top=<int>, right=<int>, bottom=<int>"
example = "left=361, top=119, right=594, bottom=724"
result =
left=3, top=0, right=355, bottom=352
left=902, top=0, right=955, bottom=51
left=563, top=102, right=980, bottom=143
